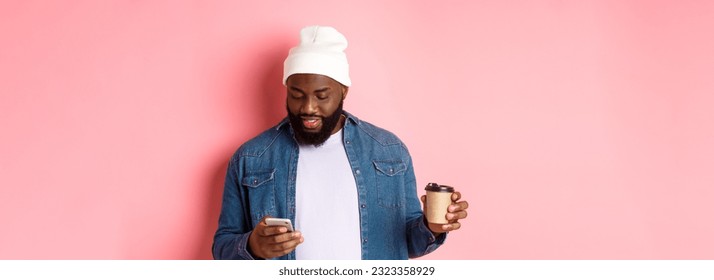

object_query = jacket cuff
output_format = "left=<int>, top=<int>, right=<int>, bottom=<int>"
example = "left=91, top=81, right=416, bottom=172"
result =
left=407, top=216, right=448, bottom=258
left=419, top=219, right=447, bottom=249
left=235, top=231, right=257, bottom=260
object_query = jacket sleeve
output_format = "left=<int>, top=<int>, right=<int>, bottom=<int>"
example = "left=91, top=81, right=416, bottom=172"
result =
left=212, top=156, right=257, bottom=260
left=402, top=145, right=447, bottom=258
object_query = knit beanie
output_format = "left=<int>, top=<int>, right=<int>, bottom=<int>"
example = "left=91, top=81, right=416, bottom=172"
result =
left=283, top=25, right=351, bottom=87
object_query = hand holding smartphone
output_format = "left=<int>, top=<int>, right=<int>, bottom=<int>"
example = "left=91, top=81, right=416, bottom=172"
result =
left=264, top=218, right=294, bottom=232
left=249, top=217, right=300, bottom=259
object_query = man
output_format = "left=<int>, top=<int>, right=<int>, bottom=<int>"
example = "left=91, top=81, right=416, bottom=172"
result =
left=213, top=25, right=469, bottom=260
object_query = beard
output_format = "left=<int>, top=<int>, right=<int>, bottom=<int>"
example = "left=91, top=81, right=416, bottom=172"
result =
left=287, top=101, right=344, bottom=146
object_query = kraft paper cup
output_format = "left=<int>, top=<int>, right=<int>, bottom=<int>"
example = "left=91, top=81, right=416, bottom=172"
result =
left=424, top=183, right=454, bottom=224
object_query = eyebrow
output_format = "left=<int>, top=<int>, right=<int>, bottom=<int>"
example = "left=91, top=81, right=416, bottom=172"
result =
left=314, top=87, right=331, bottom=93
left=289, top=86, right=305, bottom=93
left=289, top=86, right=331, bottom=94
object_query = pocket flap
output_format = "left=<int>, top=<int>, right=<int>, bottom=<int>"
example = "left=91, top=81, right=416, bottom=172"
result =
left=373, top=160, right=406, bottom=176
left=242, top=169, right=275, bottom=188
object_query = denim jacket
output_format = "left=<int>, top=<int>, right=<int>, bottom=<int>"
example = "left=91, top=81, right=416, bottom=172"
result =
left=212, top=112, right=446, bottom=260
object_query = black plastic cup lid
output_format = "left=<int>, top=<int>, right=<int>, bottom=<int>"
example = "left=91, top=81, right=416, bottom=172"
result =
left=425, top=182, right=454, bottom=193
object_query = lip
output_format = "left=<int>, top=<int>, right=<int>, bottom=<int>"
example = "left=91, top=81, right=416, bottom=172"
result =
left=301, top=117, right=322, bottom=130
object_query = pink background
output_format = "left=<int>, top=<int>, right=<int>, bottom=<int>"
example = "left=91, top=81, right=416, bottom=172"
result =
left=1, top=1, right=713, bottom=259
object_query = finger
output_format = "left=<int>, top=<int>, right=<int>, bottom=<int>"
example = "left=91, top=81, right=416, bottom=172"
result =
left=268, top=234, right=304, bottom=254
left=448, top=200, right=469, bottom=212
left=451, top=191, right=461, bottom=201
left=268, top=231, right=302, bottom=244
left=420, top=195, right=426, bottom=205
left=441, top=222, right=461, bottom=232
left=459, top=200, right=469, bottom=210
left=255, top=216, right=273, bottom=236
left=259, top=215, right=272, bottom=225
left=259, top=225, right=289, bottom=236
left=446, top=210, right=467, bottom=221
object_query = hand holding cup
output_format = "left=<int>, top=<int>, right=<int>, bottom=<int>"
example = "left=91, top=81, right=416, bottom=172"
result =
left=421, top=183, right=469, bottom=234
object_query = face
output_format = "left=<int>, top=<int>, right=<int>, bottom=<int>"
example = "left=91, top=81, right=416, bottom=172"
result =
left=286, top=74, right=348, bottom=146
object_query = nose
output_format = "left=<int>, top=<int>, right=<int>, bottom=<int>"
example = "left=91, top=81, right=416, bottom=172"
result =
left=300, top=96, right=318, bottom=115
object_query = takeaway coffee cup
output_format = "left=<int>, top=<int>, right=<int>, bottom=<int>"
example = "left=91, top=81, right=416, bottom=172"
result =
left=424, top=183, right=455, bottom=224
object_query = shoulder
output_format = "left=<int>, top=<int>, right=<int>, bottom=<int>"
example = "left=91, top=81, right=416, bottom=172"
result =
left=232, top=119, right=292, bottom=160
left=346, top=112, right=405, bottom=147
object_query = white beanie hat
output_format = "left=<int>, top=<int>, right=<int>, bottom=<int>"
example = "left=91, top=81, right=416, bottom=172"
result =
left=283, top=25, right=351, bottom=87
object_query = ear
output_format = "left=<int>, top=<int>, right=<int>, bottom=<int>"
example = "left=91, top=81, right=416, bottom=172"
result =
left=342, top=86, right=349, bottom=100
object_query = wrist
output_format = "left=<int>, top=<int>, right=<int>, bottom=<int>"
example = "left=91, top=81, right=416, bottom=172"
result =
left=246, top=231, right=264, bottom=260
left=423, top=216, right=444, bottom=237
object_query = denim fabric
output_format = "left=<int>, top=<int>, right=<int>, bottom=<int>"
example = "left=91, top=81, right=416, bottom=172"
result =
left=212, top=112, right=446, bottom=260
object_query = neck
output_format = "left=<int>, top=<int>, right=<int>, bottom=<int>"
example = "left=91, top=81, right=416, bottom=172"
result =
left=330, top=114, right=346, bottom=135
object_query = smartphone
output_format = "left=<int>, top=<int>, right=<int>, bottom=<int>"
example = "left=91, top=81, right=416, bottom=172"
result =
left=264, top=218, right=294, bottom=232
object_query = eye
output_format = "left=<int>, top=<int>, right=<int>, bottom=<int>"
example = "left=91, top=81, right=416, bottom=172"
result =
left=316, top=93, right=329, bottom=100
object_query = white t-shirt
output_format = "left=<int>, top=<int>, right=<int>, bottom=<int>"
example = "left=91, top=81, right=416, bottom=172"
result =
left=295, top=129, right=361, bottom=260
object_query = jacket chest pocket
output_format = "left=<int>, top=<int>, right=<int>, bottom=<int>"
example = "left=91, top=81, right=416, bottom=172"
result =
left=373, top=160, right=406, bottom=209
left=242, top=169, right=276, bottom=221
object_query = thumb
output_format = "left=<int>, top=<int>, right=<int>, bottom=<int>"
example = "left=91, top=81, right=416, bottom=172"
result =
left=259, top=215, right=273, bottom=226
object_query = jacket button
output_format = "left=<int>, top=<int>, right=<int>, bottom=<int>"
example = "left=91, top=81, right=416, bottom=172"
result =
left=346, top=140, right=351, bottom=144
left=361, top=204, right=366, bottom=208
left=253, top=179, right=258, bottom=184
left=389, top=168, right=394, bottom=173
left=363, top=239, right=368, bottom=243
left=355, top=169, right=360, bottom=175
